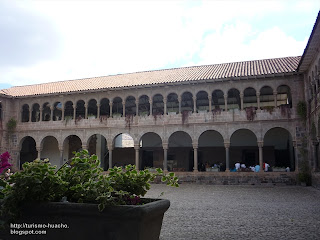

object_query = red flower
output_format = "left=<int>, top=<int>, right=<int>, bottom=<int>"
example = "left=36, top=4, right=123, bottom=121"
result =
left=0, top=151, right=12, bottom=174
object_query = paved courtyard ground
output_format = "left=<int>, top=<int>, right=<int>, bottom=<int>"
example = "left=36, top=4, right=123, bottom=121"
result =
left=145, top=184, right=320, bottom=240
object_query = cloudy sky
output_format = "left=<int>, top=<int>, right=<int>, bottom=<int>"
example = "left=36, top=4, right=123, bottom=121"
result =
left=0, top=0, right=319, bottom=89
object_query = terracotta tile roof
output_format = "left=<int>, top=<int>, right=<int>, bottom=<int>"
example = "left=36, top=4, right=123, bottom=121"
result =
left=0, top=56, right=301, bottom=97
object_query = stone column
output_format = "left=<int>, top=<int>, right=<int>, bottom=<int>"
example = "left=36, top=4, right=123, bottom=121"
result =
left=273, top=91, right=278, bottom=107
left=73, top=106, right=76, bottom=120
left=149, top=99, right=153, bottom=115
left=36, top=147, right=42, bottom=159
left=208, top=95, right=212, bottom=112
left=85, top=103, right=88, bottom=119
left=256, top=92, right=260, bottom=109
left=293, top=141, right=299, bottom=172
left=164, top=98, right=167, bottom=115
left=178, top=96, right=182, bottom=114
left=224, top=142, right=230, bottom=171
left=59, top=146, right=64, bottom=166
left=109, top=102, right=113, bottom=117
left=29, top=109, right=32, bottom=122
left=50, top=106, right=54, bottom=121
left=193, top=143, right=198, bottom=172
left=240, top=93, right=244, bottom=110
left=258, top=141, right=263, bottom=172
left=82, top=144, right=87, bottom=150
left=135, top=100, right=139, bottom=116
left=108, top=145, right=113, bottom=169
left=224, top=94, right=228, bottom=111
left=163, top=143, right=168, bottom=171
left=97, top=103, right=100, bottom=119
left=122, top=100, right=126, bottom=117
left=134, top=144, right=140, bottom=170
left=39, top=108, right=43, bottom=122
left=61, top=103, right=64, bottom=121
left=193, top=96, right=197, bottom=113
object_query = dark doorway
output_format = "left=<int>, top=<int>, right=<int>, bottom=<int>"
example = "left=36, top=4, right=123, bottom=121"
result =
left=142, top=150, right=153, bottom=169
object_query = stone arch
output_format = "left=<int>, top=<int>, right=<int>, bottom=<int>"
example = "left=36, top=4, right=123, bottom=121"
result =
left=168, top=131, right=193, bottom=172
left=212, top=90, right=225, bottom=110
left=125, top=96, right=136, bottom=116
left=112, top=133, right=135, bottom=167
left=260, top=86, right=274, bottom=108
left=167, top=93, right=179, bottom=114
left=152, top=94, right=164, bottom=115
left=243, top=87, right=257, bottom=108
left=42, top=102, right=51, bottom=121
left=230, top=129, right=258, bottom=169
left=140, top=132, right=163, bottom=169
left=40, top=136, right=60, bottom=167
left=53, top=102, right=63, bottom=121
left=76, top=100, right=85, bottom=119
left=64, top=101, right=74, bottom=119
left=63, top=135, right=82, bottom=160
left=31, top=103, right=40, bottom=122
left=87, top=134, right=108, bottom=169
left=196, top=91, right=209, bottom=112
left=138, top=95, right=150, bottom=116
left=112, top=97, right=123, bottom=117
left=19, top=136, right=37, bottom=168
left=263, top=127, right=294, bottom=171
left=21, top=104, right=30, bottom=122
left=277, top=85, right=292, bottom=108
left=227, top=88, right=240, bottom=110
left=181, top=91, right=194, bottom=112
left=100, top=98, right=110, bottom=117
left=88, top=99, right=98, bottom=118
left=198, top=130, right=225, bottom=171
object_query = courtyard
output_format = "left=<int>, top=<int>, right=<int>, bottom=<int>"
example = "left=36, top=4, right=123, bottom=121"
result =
left=146, top=184, right=320, bottom=240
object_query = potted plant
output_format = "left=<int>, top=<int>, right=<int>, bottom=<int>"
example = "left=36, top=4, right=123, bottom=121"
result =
left=0, top=150, right=178, bottom=240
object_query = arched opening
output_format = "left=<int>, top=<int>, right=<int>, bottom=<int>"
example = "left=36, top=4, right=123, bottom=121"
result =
left=168, top=131, right=193, bottom=172
left=230, top=129, right=258, bottom=171
left=21, top=104, right=30, bottom=122
left=112, top=97, right=123, bottom=117
left=31, top=103, right=40, bottom=122
left=42, top=102, right=51, bottom=121
left=113, top=133, right=135, bottom=167
left=198, top=130, right=225, bottom=171
left=88, top=99, right=97, bottom=118
left=196, top=91, right=209, bottom=112
left=140, top=132, right=163, bottom=169
left=167, top=93, right=179, bottom=114
left=125, top=96, right=136, bottom=116
left=227, top=88, right=240, bottom=110
left=20, top=136, right=37, bottom=168
left=63, top=135, right=82, bottom=160
left=212, top=90, right=225, bottom=110
left=138, top=95, right=150, bottom=116
left=53, top=102, right=62, bottom=121
left=308, top=76, right=313, bottom=100
left=76, top=100, right=85, bottom=119
left=181, top=92, right=194, bottom=112
left=100, top=98, right=110, bottom=118
left=152, top=94, right=164, bottom=115
left=64, top=101, right=74, bottom=119
left=277, top=85, right=292, bottom=108
left=264, top=127, right=294, bottom=171
left=260, top=86, right=274, bottom=109
left=41, top=136, right=60, bottom=167
left=243, top=87, right=257, bottom=108
left=87, top=134, right=107, bottom=170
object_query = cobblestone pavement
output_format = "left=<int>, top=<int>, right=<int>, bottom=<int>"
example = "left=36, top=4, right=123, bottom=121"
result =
left=145, top=184, right=320, bottom=240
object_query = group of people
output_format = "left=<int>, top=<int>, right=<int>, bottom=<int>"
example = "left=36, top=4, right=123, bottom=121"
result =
left=231, top=162, right=270, bottom=172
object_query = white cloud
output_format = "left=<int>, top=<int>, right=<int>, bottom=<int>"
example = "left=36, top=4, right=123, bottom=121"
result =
left=0, top=0, right=318, bottom=87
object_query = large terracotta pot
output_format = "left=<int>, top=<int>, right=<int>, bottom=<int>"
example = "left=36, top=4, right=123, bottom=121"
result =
left=1, top=199, right=170, bottom=240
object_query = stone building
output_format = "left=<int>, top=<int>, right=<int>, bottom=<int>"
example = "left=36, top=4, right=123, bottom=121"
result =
left=0, top=12, right=319, bottom=186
